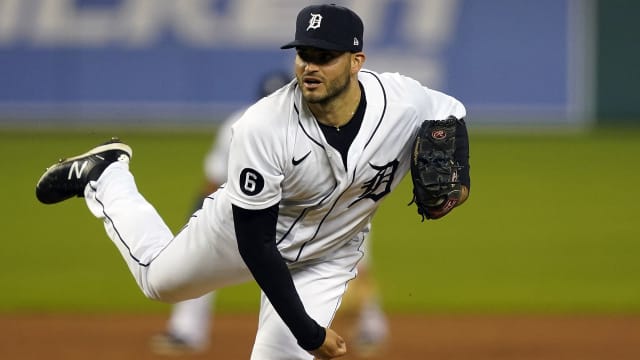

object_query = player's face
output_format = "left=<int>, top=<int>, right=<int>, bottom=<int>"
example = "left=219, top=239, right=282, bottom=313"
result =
left=294, top=47, right=353, bottom=105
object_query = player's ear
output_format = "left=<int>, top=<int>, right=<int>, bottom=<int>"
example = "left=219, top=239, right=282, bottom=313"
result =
left=351, top=52, right=365, bottom=73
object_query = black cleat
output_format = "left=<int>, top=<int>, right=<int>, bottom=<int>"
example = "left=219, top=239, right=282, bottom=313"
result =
left=35, top=138, right=132, bottom=204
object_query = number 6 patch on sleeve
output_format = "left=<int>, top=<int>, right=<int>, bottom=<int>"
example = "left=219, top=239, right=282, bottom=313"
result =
left=239, top=168, right=265, bottom=196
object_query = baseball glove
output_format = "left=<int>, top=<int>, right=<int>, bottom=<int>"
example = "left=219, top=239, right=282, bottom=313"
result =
left=409, top=117, right=462, bottom=220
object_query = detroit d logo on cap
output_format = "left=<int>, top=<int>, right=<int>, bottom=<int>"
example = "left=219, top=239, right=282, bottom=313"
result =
left=306, top=13, right=322, bottom=30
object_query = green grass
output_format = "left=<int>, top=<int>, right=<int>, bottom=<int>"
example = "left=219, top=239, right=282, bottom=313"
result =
left=373, top=129, right=640, bottom=313
left=1, top=127, right=639, bottom=314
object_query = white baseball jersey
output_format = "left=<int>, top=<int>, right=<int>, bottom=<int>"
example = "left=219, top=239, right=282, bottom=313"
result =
left=84, top=68, right=465, bottom=359
left=223, top=69, right=466, bottom=264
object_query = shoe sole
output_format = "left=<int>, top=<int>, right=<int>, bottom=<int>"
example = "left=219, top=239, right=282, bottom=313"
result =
left=55, top=142, right=133, bottom=165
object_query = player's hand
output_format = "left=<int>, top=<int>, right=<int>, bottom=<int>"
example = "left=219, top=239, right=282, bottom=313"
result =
left=308, top=328, right=347, bottom=359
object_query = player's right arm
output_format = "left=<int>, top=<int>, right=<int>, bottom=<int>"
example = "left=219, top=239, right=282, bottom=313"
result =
left=232, top=204, right=331, bottom=354
left=226, top=99, right=346, bottom=357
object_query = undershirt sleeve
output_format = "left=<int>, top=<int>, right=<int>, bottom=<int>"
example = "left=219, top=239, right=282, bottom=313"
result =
left=232, top=204, right=326, bottom=351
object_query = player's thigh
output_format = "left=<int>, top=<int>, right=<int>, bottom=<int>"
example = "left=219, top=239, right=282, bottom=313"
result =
left=146, top=209, right=252, bottom=302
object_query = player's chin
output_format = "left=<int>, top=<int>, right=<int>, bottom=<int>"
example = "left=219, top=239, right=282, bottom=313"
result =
left=301, top=90, right=327, bottom=104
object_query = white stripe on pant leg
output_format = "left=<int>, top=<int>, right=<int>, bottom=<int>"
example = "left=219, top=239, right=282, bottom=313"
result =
left=84, top=161, right=175, bottom=300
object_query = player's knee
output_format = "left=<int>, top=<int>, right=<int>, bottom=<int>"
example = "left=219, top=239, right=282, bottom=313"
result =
left=143, top=287, right=185, bottom=303
left=142, top=277, right=205, bottom=303
left=138, top=274, right=178, bottom=302
left=143, top=286, right=177, bottom=303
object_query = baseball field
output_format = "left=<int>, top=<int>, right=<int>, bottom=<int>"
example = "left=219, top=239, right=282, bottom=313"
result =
left=1, top=126, right=639, bottom=359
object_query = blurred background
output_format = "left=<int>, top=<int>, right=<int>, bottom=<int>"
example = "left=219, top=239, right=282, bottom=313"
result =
left=1, top=0, right=639, bottom=359
left=2, top=0, right=627, bottom=127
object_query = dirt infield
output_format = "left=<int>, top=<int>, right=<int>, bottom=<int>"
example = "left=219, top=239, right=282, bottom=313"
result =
left=2, top=313, right=639, bottom=360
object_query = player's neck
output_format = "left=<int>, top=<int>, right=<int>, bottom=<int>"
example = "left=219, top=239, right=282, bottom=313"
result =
left=310, top=82, right=361, bottom=130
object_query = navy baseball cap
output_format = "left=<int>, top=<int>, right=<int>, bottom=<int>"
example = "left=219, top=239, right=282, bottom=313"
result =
left=280, top=4, right=363, bottom=52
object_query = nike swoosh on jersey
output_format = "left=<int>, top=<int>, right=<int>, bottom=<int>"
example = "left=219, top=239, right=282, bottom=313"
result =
left=292, top=151, right=311, bottom=166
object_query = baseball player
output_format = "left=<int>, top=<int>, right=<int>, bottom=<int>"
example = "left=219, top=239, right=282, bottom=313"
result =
left=151, top=70, right=389, bottom=356
left=35, top=4, right=470, bottom=360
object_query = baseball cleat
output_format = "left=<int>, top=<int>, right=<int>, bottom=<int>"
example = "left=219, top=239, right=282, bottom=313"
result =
left=35, top=137, right=132, bottom=204
left=149, top=332, right=206, bottom=356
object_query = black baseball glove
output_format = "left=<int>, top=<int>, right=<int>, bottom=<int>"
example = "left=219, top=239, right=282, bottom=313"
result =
left=409, top=117, right=462, bottom=220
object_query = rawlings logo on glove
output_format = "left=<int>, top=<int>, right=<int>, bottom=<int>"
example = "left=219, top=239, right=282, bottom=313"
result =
left=409, top=117, right=462, bottom=221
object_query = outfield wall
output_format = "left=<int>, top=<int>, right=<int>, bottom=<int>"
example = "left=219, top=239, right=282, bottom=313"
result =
left=0, top=0, right=595, bottom=126
left=595, top=0, right=640, bottom=123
